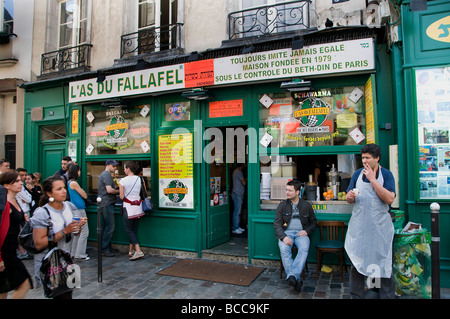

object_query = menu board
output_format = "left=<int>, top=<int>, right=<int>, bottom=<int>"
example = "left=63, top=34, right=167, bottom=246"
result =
left=416, top=67, right=450, bottom=199
left=158, top=133, right=194, bottom=208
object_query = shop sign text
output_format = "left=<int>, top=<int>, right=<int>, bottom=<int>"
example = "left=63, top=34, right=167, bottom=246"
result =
left=69, top=38, right=375, bottom=103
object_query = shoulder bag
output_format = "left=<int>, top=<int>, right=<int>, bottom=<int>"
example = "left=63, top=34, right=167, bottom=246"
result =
left=139, top=177, right=153, bottom=214
left=19, top=207, right=51, bottom=254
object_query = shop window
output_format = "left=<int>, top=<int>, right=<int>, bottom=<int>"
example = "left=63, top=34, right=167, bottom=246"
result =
left=415, top=67, right=450, bottom=200
left=85, top=160, right=151, bottom=200
left=85, top=105, right=151, bottom=155
left=260, top=154, right=359, bottom=210
left=259, top=86, right=366, bottom=148
left=163, top=101, right=191, bottom=123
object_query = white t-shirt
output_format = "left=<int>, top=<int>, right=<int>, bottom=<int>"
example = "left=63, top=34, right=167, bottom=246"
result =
left=31, top=202, right=77, bottom=253
left=119, top=175, right=144, bottom=219
left=120, top=175, right=141, bottom=200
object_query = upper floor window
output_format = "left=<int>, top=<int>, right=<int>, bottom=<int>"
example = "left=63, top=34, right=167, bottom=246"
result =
left=1, top=0, right=13, bottom=33
left=40, top=0, right=91, bottom=74
left=121, top=0, right=181, bottom=57
left=59, top=0, right=88, bottom=49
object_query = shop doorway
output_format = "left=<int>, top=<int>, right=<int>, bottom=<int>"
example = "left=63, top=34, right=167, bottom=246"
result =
left=39, top=123, right=67, bottom=179
left=205, top=125, right=248, bottom=253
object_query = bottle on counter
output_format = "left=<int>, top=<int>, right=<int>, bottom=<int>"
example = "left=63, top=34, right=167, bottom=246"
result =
left=305, top=174, right=317, bottom=201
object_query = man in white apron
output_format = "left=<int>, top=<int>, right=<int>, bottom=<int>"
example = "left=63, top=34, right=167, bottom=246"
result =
left=345, top=144, right=396, bottom=299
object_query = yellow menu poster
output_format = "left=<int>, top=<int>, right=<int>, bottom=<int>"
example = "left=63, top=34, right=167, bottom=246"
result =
left=158, top=133, right=193, bottom=179
left=158, top=133, right=194, bottom=209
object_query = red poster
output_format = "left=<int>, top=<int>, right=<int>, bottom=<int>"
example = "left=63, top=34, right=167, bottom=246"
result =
left=284, top=122, right=300, bottom=134
left=209, top=99, right=243, bottom=118
left=184, top=59, right=215, bottom=88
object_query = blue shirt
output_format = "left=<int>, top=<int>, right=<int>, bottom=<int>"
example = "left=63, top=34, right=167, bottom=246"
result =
left=346, top=166, right=396, bottom=195
left=68, top=180, right=86, bottom=209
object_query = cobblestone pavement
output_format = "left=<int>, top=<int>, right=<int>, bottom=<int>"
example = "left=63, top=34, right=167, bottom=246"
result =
left=21, top=243, right=350, bottom=300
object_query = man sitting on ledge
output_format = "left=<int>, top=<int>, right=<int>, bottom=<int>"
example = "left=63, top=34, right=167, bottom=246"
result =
left=274, top=179, right=317, bottom=291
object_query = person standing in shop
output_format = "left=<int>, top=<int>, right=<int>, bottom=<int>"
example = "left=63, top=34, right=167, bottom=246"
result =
left=231, top=163, right=246, bottom=235
left=345, top=143, right=396, bottom=299
left=97, top=159, right=120, bottom=257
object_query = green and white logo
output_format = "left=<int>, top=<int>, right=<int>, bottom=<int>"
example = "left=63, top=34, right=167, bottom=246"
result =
left=293, top=97, right=331, bottom=133
left=164, top=180, right=188, bottom=203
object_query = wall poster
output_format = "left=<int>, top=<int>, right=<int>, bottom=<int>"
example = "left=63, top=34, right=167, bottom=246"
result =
left=158, top=132, right=194, bottom=209
left=416, top=67, right=450, bottom=199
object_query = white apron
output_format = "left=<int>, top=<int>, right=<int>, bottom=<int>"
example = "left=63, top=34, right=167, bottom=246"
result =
left=344, top=167, right=394, bottom=278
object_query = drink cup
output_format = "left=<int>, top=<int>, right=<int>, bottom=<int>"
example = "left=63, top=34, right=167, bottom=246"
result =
left=73, top=211, right=80, bottom=234
left=353, top=188, right=359, bottom=196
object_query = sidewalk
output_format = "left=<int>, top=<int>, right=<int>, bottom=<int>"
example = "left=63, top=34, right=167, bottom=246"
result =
left=20, top=242, right=449, bottom=300
left=22, top=243, right=350, bottom=299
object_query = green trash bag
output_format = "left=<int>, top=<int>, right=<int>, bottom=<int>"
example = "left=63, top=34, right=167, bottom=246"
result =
left=393, top=229, right=431, bottom=299
left=391, top=210, right=405, bottom=230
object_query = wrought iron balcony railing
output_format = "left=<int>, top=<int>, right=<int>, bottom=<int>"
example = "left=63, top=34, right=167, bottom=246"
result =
left=120, top=23, right=183, bottom=58
left=228, top=0, right=311, bottom=40
left=41, top=43, right=93, bottom=75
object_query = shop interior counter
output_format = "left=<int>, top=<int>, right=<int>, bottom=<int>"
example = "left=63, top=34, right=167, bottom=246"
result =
left=260, top=200, right=353, bottom=214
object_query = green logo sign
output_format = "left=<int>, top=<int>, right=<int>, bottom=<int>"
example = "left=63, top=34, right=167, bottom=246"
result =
left=293, top=97, right=331, bottom=132
left=164, top=180, right=188, bottom=203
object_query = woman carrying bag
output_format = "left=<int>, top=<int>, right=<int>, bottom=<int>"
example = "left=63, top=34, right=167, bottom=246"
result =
left=119, top=161, right=144, bottom=261
left=31, top=176, right=87, bottom=299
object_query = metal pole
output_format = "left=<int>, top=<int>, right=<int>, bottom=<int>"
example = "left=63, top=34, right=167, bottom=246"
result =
left=96, top=197, right=103, bottom=283
left=430, top=202, right=440, bottom=299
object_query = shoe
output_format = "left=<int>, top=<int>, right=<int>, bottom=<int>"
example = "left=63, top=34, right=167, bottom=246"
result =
left=130, top=251, right=144, bottom=261
left=286, top=275, right=297, bottom=287
left=128, top=251, right=134, bottom=257
left=75, top=256, right=90, bottom=261
left=238, top=227, right=246, bottom=232
left=102, top=251, right=115, bottom=257
left=232, top=229, right=243, bottom=234
left=294, top=278, right=303, bottom=291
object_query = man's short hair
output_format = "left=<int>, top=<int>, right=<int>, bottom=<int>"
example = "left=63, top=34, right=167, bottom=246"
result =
left=16, top=167, right=27, bottom=173
left=360, top=143, right=381, bottom=160
left=0, top=159, right=10, bottom=165
left=62, top=156, right=72, bottom=162
left=287, top=179, right=302, bottom=192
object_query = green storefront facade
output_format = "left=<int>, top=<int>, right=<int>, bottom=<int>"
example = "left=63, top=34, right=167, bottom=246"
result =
left=22, top=14, right=449, bottom=288
left=393, top=0, right=450, bottom=288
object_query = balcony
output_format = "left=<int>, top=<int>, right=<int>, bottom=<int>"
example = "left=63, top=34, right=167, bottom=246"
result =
left=41, top=44, right=93, bottom=75
left=228, top=0, right=311, bottom=40
left=120, top=23, right=183, bottom=59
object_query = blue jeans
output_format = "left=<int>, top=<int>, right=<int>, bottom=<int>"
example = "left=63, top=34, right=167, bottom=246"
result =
left=278, top=230, right=310, bottom=280
left=231, top=192, right=243, bottom=231
left=100, top=203, right=115, bottom=252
